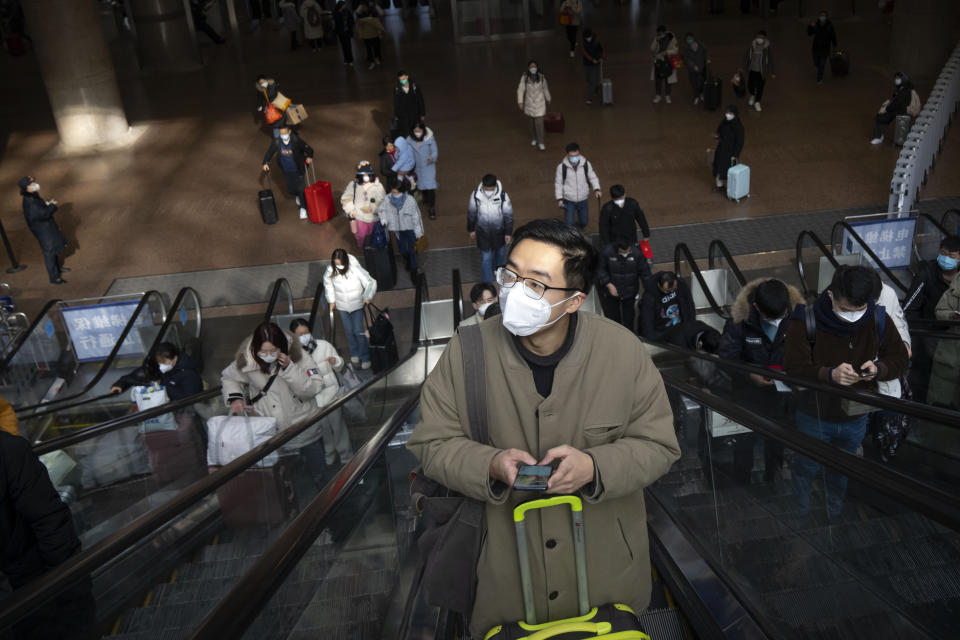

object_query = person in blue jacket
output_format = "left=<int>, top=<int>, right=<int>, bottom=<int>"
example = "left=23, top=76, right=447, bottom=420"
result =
left=390, top=134, right=416, bottom=186
left=110, top=342, right=204, bottom=400
left=408, top=123, right=439, bottom=219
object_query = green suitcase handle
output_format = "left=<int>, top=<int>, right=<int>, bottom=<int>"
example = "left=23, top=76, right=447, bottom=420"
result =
left=520, top=621, right=611, bottom=639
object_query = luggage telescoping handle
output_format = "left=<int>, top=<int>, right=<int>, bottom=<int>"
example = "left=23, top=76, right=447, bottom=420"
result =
left=513, top=495, right=589, bottom=625
left=306, top=161, right=316, bottom=186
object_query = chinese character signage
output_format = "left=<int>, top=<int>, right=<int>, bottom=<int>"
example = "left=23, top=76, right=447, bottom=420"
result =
left=61, top=301, right=149, bottom=363
left=842, top=217, right=916, bottom=270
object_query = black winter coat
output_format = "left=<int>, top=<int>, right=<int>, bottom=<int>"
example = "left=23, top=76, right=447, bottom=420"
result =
left=393, top=83, right=426, bottom=137
left=0, top=432, right=80, bottom=589
left=713, top=117, right=745, bottom=178
left=639, top=281, right=695, bottom=339
left=719, top=309, right=787, bottom=371
left=263, top=132, right=314, bottom=176
left=22, top=192, right=66, bottom=254
left=904, top=258, right=950, bottom=321
left=597, top=245, right=651, bottom=301
left=883, top=80, right=915, bottom=116
left=112, top=353, right=204, bottom=401
left=598, top=198, right=650, bottom=247
left=807, top=20, right=837, bottom=57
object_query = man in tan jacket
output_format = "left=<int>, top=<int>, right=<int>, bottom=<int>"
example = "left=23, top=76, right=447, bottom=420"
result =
left=407, top=219, right=680, bottom=637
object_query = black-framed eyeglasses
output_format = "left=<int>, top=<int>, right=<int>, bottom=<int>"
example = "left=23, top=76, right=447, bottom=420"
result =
left=495, top=267, right=580, bottom=301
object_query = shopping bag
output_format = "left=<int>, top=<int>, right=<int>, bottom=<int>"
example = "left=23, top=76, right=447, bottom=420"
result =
left=337, top=363, right=367, bottom=423
left=206, top=414, right=279, bottom=467
left=271, top=91, right=292, bottom=111
left=131, top=384, right=176, bottom=433
left=265, top=103, right=283, bottom=124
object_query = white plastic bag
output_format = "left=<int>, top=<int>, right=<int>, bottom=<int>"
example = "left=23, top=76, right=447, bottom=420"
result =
left=131, top=384, right=175, bottom=433
left=206, top=414, right=279, bottom=467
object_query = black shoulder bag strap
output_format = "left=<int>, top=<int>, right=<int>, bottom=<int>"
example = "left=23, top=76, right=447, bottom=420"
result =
left=804, top=304, right=817, bottom=347
left=249, top=369, right=279, bottom=405
left=459, top=324, right=488, bottom=444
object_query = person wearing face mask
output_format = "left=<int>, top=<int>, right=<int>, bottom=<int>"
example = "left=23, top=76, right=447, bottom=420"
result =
left=380, top=136, right=399, bottom=184
left=928, top=273, right=960, bottom=409
left=377, top=178, right=425, bottom=275
left=468, top=174, right=514, bottom=284
left=784, top=266, right=908, bottom=516
left=712, top=105, right=745, bottom=192
left=719, top=279, right=803, bottom=482
left=650, top=25, right=678, bottom=104
left=639, top=271, right=695, bottom=342
left=598, top=184, right=649, bottom=248
left=558, top=0, right=582, bottom=57
left=289, top=318, right=354, bottom=466
left=389, top=134, right=417, bottom=189
left=407, top=124, right=439, bottom=220
left=554, top=142, right=601, bottom=230
left=681, top=32, right=708, bottom=106
left=18, top=176, right=68, bottom=285
left=743, top=30, right=775, bottom=112
left=393, top=71, right=426, bottom=138
left=110, top=342, right=203, bottom=401
left=408, top=219, right=680, bottom=638
left=870, top=71, right=915, bottom=144
left=341, top=161, right=385, bottom=249
left=517, top=59, right=552, bottom=151
left=581, top=28, right=605, bottom=105
left=254, top=75, right=286, bottom=136
left=323, top=248, right=377, bottom=369
left=458, top=282, right=498, bottom=329
left=262, top=126, right=314, bottom=220
left=596, top=237, right=651, bottom=332
left=807, top=11, right=837, bottom=84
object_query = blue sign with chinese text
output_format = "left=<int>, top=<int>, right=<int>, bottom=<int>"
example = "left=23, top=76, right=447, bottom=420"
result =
left=842, top=217, right=916, bottom=270
left=62, top=301, right=149, bottom=363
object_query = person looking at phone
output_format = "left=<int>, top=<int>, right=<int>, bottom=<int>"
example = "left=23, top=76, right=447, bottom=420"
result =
left=784, top=265, right=908, bottom=516
left=408, top=219, right=680, bottom=638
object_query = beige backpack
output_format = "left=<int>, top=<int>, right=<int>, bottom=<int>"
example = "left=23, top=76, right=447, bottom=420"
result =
left=907, top=89, right=922, bottom=117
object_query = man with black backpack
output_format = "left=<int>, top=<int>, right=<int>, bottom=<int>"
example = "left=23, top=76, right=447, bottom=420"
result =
left=554, top=142, right=601, bottom=231
left=468, top=174, right=514, bottom=285
left=784, top=265, right=908, bottom=516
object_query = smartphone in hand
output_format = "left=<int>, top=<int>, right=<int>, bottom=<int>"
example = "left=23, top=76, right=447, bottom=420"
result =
left=513, top=465, right=552, bottom=491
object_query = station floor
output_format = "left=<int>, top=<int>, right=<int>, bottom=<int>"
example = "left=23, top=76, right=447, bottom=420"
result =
left=1, top=1, right=958, bottom=317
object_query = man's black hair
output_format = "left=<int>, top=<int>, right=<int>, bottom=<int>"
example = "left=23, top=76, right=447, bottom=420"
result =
left=582, top=28, right=593, bottom=39
left=614, top=237, right=631, bottom=252
left=470, top=282, right=497, bottom=304
left=382, top=135, right=393, bottom=147
left=758, top=30, right=768, bottom=36
left=656, top=271, right=677, bottom=289
left=699, top=329, right=721, bottom=354
left=256, top=74, right=266, bottom=81
left=940, top=234, right=960, bottom=253
left=154, top=342, right=181, bottom=360
left=831, top=265, right=875, bottom=307
left=685, top=32, right=695, bottom=39
left=753, top=279, right=790, bottom=318
left=609, top=184, right=625, bottom=199
left=482, top=174, right=498, bottom=188
left=565, top=142, right=580, bottom=154
left=289, top=318, right=311, bottom=332
left=389, top=177, right=406, bottom=193
left=869, top=270, right=883, bottom=302
left=507, top=219, right=598, bottom=292
left=656, top=25, right=666, bottom=33
left=397, top=69, right=407, bottom=77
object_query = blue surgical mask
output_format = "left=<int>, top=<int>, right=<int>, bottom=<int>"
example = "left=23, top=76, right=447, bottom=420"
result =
left=569, top=156, right=580, bottom=164
left=938, top=253, right=959, bottom=271
left=389, top=193, right=405, bottom=208
left=687, top=39, right=693, bottom=45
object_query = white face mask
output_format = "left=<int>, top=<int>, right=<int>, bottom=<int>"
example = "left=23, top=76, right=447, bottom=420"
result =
left=725, top=113, right=735, bottom=121
left=258, top=352, right=279, bottom=363
left=260, top=81, right=268, bottom=88
left=477, top=301, right=493, bottom=316
left=298, top=333, right=313, bottom=346
left=158, top=362, right=174, bottom=374
left=28, top=183, right=40, bottom=192
left=833, top=304, right=867, bottom=323
left=614, top=198, right=626, bottom=207
left=529, top=67, right=537, bottom=74
left=361, top=175, right=371, bottom=183
left=894, top=78, right=902, bottom=86
left=484, top=189, right=496, bottom=196
left=755, top=38, right=764, bottom=45
left=280, top=134, right=291, bottom=143
left=499, top=285, right=578, bottom=337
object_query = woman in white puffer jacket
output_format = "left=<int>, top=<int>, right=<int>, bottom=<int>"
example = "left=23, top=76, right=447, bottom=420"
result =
left=322, top=248, right=377, bottom=369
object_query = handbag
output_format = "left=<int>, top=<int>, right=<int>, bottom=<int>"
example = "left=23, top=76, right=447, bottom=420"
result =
left=205, top=414, right=279, bottom=467
left=263, top=89, right=284, bottom=124
left=415, top=235, right=429, bottom=254
left=410, top=324, right=488, bottom=618
left=669, top=53, right=684, bottom=69
left=558, top=10, right=573, bottom=25
left=336, top=363, right=367, bottom=423
left=132, top=384, right=176, bottom=433
left=655, top=56, right=672, bottom=79
left=368, top=221, right=389, bottom=248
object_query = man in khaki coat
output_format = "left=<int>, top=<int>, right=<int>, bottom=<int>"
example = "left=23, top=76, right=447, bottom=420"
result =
left=407, top=219, right=680, bottom=637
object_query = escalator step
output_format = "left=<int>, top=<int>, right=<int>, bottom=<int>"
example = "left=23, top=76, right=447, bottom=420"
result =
left=883, top=563, right=960, bottom=603
left=637, top=608, right=685, bottom=640
left=765, top=581, right=887, bottom=626
left=733, top=553, right=850, bottom=593
left=175, top=556, right=260, bottom=582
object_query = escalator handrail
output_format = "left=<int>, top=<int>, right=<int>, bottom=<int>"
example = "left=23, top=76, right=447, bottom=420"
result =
left=0, top=274, right=432, bottom=629
left=940, top=208, right=960, bottom=232
left=0, top=349, right=420, bottom=630
left=916, top=212, right=950, bottom=237
left=14, top=291, right=168, bottom=413
left=0, top=298, right=61, bottom=372
left=452, top=268, right=462, bottom=327
left=664, top=377, right=960, bottom=532
left=795, top=229, right=839, bottom=299
left=187, top=391, right=423, bottom=640
left=18, top=287, right=204, bottom=425
left=673, top=242, right=729, bottom=319
left=263, top=277, right=294, bottom=322
left=830, top=221, right=911, bottom=294
left=307, top=278, right=325, bottom=337
left=31, top=389, right=221, bottom=455
left=706, top=239, right=747, bottom=288
left=643, top=337, right=960, bottom=426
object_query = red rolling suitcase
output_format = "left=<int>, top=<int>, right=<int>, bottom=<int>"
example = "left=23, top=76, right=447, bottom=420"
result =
left=144, top=412, right=205, bottom=484
left=304, top=165, right=334, bottom=224
left=544, top=112, right=565, bottom=133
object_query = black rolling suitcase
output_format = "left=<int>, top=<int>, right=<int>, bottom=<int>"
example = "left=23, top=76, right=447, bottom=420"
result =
left=704, top=76, right=722, bottom=111
left=364, top=303, right=398, bottom=373
left=364, top=222, right=397, bottom=290
left=259, top=171, right=278, bottom=225
left=830, top=50, right=850, bottom=77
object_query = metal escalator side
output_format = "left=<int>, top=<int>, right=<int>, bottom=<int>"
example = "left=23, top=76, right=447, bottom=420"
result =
left=0, top=275, right=429, bottom=638
left=829, top=220, right=912, bottom=295
left=674, top=242, right=730, bottom=320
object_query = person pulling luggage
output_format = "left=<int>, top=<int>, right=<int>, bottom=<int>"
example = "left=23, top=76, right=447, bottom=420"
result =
left=807, top=10, right=837, bottom=85
left=712, top=105, right=745, bottom=192
left=262, top=127, right=314, bottom=220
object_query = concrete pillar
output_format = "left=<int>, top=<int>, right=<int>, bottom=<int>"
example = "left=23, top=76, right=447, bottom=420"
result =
left=128, top=0, right=201, bottom=71
left=890, top=0, right=959, bottom=80
left=21, top=0, right=129, bottom=150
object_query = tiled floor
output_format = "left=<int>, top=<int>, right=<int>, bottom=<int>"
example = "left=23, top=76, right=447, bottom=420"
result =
left=2, top=2, right=958, bottom=318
